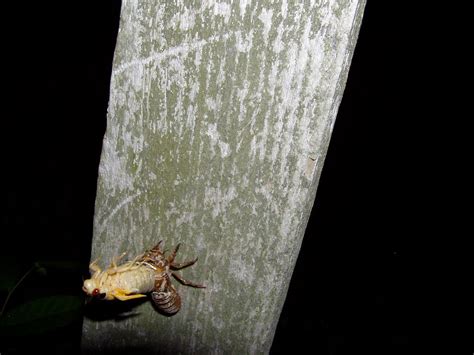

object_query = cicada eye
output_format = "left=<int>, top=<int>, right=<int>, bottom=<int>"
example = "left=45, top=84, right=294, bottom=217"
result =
left=92, top=288, right=100, bottom=297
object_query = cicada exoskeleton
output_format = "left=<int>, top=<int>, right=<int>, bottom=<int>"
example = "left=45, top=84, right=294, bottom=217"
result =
left=82, top=241, right=205, bottom=315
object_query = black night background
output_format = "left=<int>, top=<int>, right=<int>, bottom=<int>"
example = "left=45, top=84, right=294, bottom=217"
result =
left=0, top=2, right=445, bottom=354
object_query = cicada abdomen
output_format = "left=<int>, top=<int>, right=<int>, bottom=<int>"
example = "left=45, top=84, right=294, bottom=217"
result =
left=151, top=286, right=181, bottom=315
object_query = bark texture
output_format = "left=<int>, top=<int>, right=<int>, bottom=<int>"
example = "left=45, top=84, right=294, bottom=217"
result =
left=82, top=1, right=366, bottom=353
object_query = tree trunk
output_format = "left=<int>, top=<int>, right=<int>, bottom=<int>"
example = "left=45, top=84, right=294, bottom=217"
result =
left=82, top=1, right=366, bottom=353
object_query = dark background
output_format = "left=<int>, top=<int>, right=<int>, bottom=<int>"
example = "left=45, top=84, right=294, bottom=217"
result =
left=1, top=1, right=422, bottom=354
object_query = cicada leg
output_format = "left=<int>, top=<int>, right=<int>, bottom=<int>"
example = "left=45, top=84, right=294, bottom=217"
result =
left=154, top=240, right=164, bottom=251
left=167, top=243, right=181, bottom=264
left=170, top=257, right=198, bottom=270
left=172, top=272, right=206, bottom=288
left=168, top=244, right=199, bottom=270
left=145, top=241, right=164, bottom=258
left=106, top=253, right=143, bottom=274
left=89, top=259, right=101, bottom=278
left=106, top=252, right=127, bottom=274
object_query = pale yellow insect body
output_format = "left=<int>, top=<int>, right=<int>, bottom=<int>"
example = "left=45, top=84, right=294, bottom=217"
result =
left=82, top=242, right=205, bottom=314
left=82, top=255, right=157, bottom=301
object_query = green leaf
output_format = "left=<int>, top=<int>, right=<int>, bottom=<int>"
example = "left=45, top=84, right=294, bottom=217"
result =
left=0, top=295, right=82, bottom=335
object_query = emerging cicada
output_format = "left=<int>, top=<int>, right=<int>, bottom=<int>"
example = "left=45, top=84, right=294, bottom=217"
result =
left=82, top=241, right=205, bottom=314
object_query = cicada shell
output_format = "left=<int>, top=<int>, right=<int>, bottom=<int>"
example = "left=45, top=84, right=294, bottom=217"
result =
left=151, top=286, right=181, bottom=315
left=141, top=241, right=206, bottom=314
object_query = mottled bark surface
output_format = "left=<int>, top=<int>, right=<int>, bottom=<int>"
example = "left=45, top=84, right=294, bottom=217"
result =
left=82, top=1, right=365, bottom=353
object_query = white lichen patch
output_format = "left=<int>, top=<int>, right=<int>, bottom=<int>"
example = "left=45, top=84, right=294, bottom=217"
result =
left=205, top=123, right=231, bottom=158
left=213, top=2, right=232, bottom=23
left=204, top=184, right=237, bottom=219
left=258, top=7, right=273, bottom=43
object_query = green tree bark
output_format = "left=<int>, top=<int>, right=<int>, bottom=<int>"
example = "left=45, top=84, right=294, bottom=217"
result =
left=82, top=1, right=366, bottom=353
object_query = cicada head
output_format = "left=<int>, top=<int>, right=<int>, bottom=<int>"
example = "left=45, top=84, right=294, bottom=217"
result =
left=82, top=279, right=104, bottom=298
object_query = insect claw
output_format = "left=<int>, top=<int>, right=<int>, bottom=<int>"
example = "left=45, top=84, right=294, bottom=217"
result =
left=150, top=241, right=163, bottom=253
left=171, top=257, right=198, bottom=270
left=167, top=243, right=181, bottom=263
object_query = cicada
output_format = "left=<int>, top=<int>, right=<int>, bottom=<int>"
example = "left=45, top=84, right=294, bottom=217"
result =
left=82, top=241, right=205, bottom=314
